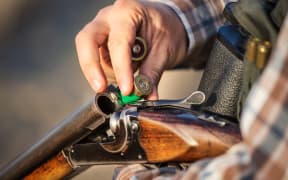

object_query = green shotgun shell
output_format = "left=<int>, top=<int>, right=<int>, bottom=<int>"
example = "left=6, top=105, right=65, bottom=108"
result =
left=119, top=74, right=152, bottom=104
left=119, top=92, right=141, bottom=104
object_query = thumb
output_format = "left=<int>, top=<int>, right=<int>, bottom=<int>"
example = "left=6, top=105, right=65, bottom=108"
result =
left=146, top=86, right=159, bottom=100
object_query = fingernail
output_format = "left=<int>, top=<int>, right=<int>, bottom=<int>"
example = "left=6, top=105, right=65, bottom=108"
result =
left=120, top=82, right=131, bottom=96
left=93, top=80, right=101, bottom=92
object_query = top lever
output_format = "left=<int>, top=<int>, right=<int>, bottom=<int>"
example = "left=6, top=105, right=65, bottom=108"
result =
left=133, top=91, right=206, bottom=109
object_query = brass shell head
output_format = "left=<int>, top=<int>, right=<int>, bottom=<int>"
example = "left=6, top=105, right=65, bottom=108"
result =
left=134, top=74, right=153, bottom=96
left=131, top=37, right=147, bottom=61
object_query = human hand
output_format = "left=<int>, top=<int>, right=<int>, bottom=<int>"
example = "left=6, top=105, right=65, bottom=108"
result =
left=75, top=0, right=187, bottom=100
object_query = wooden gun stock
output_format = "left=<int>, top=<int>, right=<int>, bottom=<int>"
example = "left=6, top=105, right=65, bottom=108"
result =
left=24, top=153, right=73, bottom=180
left=137, top=107, right=241, bottom=163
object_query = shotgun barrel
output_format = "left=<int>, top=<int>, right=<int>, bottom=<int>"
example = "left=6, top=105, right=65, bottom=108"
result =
left=0, top=99, right=104, bottom=179
left=0, top=85, right=124, bottom=180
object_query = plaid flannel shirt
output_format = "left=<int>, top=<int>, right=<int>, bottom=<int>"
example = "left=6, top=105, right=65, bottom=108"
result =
left=115, top=0, right=288, bottom=179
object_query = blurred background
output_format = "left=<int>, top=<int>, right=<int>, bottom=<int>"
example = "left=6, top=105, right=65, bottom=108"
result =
left=0, top=0, right=202, bottom=179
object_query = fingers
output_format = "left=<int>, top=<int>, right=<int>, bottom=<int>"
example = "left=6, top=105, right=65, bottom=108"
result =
left=99, top=46, right=116, bottom=84
left=75, top=20, right=110, bottom=92
left=108, top=20, right=136, bottom=95
left=76, top=3, right=141, bottom=95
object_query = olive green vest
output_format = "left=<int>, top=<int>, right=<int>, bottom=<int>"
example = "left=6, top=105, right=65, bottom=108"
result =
left=234, top=0, right=288, bottom=118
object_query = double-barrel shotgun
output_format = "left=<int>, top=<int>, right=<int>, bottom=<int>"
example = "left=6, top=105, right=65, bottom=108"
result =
left=0, top=84, right=241, bottom=179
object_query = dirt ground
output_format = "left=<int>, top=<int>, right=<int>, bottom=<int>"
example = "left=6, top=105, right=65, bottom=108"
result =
left=0, top=0, right=202, bottom=179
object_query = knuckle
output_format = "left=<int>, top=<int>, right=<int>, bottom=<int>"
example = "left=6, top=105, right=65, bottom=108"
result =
left=114, top=0, right=128, bottom=8
left=113, top=0, right=141, bottom=16
left=95, top=6, right=110, bottom=18
left=75, top=23, right=94, bottom=45
left=75, top=26, right=89, bottom=44
left=96, top=8, right=106, bottom=17
left=75, top=31, right=83, bottom=45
